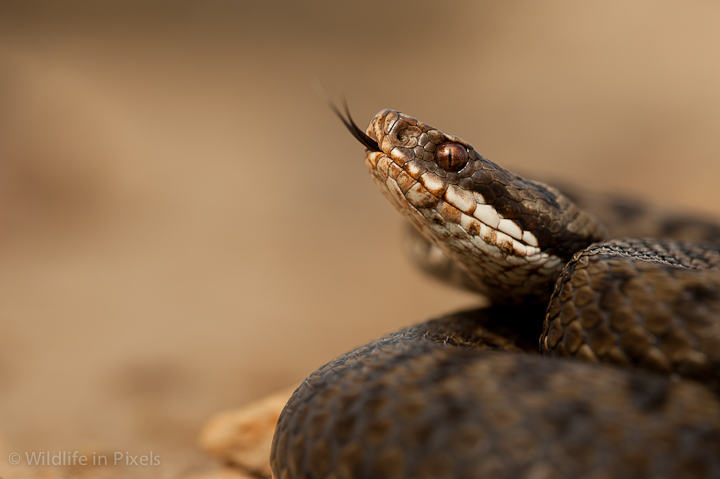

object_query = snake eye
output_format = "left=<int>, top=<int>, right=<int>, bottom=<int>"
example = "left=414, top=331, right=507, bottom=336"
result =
left=435, top=142, right=468, bottom=172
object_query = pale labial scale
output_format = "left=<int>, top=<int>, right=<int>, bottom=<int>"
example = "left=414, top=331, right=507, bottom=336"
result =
left=523, top=230, right=539, bottom=247
left=420, top=172, right=447, bottom=197
left=473, top=204, right=501, bottom=229
left=459, top=213, right=477, bottom=234
left=494, top=231, right=515, bottom=252
left=405, top=183, right=432, bottom=208
left=477, top=222, right=493, bottom=243
left=395, top=171, right=417, bottom=194
left=498, top=218, right=523, bottom=241
left=445, top=185, right=476, bottom=215
left=511, top=241, right=528, bottom=256
left=406, top=161, right=423, bottom=178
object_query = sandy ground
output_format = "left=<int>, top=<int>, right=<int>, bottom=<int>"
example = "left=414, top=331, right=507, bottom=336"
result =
left=1, top=1, right=720, bottom=477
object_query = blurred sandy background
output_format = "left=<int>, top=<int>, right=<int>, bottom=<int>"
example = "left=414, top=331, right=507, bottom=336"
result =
left=1, top=1, right=719, bottom=477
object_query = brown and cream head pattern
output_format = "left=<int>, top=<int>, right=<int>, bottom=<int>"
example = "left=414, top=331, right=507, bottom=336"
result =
left=345, top=109, right=606, bottom=304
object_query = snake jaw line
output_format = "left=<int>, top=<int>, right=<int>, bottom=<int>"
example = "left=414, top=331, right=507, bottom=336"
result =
left=356, top=109, right=604, bottom=303
left=374, top=158, right=563, bottom=302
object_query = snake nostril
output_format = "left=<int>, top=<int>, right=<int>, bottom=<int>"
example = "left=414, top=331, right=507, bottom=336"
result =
left=396, top=128, right=410, bottom=144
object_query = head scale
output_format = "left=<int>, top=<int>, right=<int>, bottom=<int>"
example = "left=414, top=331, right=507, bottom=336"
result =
left=339, top=108, right=605, bottom=304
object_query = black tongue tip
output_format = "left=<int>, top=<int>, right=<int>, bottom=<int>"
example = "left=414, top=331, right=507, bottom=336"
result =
left=327, top=99, right=381, bottom=153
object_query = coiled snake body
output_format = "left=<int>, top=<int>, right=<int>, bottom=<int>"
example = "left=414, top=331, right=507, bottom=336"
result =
left=271, top=110, right=720, bottom=479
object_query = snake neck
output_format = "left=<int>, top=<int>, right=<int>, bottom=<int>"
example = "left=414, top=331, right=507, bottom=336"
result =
left=360, top=109, right=606, bottom=304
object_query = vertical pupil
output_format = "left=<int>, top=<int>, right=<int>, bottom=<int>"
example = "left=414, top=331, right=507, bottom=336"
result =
left=436, top=143, right=468, bottom=172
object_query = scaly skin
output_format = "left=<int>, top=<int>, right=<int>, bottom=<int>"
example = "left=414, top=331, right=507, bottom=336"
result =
left=272, top=308, right=720, bottom=479
left=270, top=109, right=720, bottom=479
left=543, top=238, right=720, bottom=390
left=364, top=109, right=605, bottom=304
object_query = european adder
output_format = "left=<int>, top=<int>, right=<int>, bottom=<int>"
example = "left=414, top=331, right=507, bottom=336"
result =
left=271, top=109, right=720, bottom=479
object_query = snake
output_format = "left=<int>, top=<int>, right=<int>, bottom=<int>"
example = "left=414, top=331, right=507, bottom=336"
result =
left=270, top=108, right=720, bottom=479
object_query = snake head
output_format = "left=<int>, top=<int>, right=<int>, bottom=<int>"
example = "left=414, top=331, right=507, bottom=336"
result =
left=343, top=108, right=605, bottom=303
